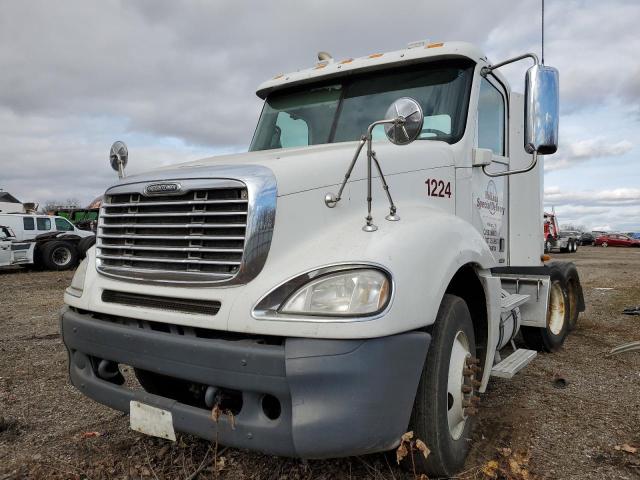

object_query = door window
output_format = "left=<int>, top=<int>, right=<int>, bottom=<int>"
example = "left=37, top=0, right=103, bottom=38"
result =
left=477, top=78, right=505, bottom=155
left=36, top=218, right=51, bottom=231
left=23, top=217, right=35, bottom=230
left=55, top=217, right=75, bottom=232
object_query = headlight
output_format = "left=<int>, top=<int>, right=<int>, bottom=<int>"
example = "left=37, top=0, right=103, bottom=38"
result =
left=279, top=268, right=390, bottom=316
left=66, top=257, right=88, bottom=297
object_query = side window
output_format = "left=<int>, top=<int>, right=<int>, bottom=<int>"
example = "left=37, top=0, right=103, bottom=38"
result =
left=55, top=217, right=74, bottom=232
left=23, top=217, right=35, bottom=230
left=274, top=112, right=309, bottom=148
left=36, top=217, right=51, bottom=231
left=477, top=78, right=505, bottom=155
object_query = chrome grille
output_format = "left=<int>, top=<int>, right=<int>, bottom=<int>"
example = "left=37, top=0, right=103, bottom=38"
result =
left=97, top=179, right=251, bottom=284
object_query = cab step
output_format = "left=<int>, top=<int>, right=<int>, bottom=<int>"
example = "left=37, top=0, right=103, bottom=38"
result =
left=501, top=292, right=530, bottom=312
left=491, top=348, right=537, bottom=379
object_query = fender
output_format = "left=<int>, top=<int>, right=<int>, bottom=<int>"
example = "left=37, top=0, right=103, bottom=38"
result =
left=227, top=190, right=499, bottom=340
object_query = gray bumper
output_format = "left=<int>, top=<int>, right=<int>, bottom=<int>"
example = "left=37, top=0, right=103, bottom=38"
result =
left=61, top=307, right=429, bottom=458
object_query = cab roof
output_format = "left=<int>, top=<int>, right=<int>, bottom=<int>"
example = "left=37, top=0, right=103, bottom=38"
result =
left=256, top=41, right=488, bottom=99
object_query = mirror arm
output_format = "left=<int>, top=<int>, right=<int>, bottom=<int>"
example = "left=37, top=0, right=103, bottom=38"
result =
left=482, top=151, right=538, bottom=178
left=481, top=53, right=539, bottom=77
left=116, top=156, right=125, bottom=179
left=326, top=117, right=404, bottom=208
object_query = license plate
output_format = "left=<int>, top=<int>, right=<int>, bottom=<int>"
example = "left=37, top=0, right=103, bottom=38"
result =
left=130, top=401, right=176, bottom=441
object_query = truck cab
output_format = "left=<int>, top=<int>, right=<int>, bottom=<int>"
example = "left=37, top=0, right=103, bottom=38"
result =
left=61, top=41, right=582, bottom=477
left=0, top=225, right=35, bottom=267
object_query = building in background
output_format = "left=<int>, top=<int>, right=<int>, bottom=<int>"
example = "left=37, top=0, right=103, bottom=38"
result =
left=0, top=191, right=24, bottom=213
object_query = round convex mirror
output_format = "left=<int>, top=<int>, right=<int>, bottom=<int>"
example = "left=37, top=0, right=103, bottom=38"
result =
left=384, top=97, right=424, bottom=146
left=109, top=141, right=128, bottom=172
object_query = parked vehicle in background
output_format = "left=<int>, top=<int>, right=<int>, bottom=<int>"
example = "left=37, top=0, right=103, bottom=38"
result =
left=628, top=232, right=640, bottom=240
left=543, top=213, right=577, bottom=253
left=0, top=225, right=35, bottom=267
left=54, top=208, right=99, bottom=232
left=0, top=213, right=94, bottom=242
left=579, top=231, right=595, bottom=246
left=0, top=213, right=94, bottom=270
left=557, top=230, right=580, bottom=252
left=595, top=233, right=640, bottom=248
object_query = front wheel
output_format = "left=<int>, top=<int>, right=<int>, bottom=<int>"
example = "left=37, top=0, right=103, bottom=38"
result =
left=404, top=295, right=478, bottom=478
left=602, top=242, right=608, bottom=248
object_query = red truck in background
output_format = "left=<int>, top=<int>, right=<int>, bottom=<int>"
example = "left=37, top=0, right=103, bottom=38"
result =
left=544, top=211, right=580, bottom=253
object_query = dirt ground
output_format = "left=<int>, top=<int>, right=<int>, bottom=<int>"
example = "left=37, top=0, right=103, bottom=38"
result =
left=1, top=246, right=639, bottom=480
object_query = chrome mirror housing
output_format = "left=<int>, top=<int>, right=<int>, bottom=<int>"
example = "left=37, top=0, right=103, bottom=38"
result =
left=384, top=97, right=424, bottom=145
left=109, top=141, right=129, bottom=179
left=524, top=65, right=559, bottom=155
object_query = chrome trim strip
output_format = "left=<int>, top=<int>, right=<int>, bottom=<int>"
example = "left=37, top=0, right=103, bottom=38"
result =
left=99, top=234, right=245, bottom=241
left=98, top=245, right=243, bottom=253
left=97, top=254, right=241, bottom=266
left=96, top=165, right=277, bottom=286
left=100, top=222, right=244, bottom=229
left=252, top=262, right=395, bottom=323
left=101, top=211, right=247, bottom=218
left=105, top=199, right=248, bottom=208
left=98, top=266, right=234, bottom=283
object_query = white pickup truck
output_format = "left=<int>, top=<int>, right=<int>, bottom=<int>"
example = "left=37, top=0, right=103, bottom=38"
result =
left=61, top=41, right=584, bottom=477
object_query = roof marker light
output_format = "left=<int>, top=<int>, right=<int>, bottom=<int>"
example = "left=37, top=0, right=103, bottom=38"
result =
left=273, top=74, right=284, bottom=80
left=426, top=42, right=444, bottom=49
left=340, top=58, right=354, bottom=64
left=407, top=40, right=429, bottom=49
left=368, top=53, right=383, bottom=58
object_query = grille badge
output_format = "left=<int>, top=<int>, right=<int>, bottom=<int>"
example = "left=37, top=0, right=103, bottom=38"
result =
left=144, top=182, right=182, bottom=196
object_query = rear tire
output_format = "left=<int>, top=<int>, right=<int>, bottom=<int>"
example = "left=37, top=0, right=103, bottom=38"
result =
left=602, top=242, right=608, bottom=247
left=404, top=295, right=477, bottom=478
left=521, top=263, right=570, bottom=352
left=39, top=241, right=78, bottom=270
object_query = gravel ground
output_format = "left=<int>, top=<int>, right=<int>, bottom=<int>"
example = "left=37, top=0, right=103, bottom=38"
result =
left=1, top=246, right=639, bottom=479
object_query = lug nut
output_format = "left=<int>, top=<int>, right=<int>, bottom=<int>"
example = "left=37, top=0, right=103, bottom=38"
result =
left=470, top=395, right=481, bottom=404
left=472, top=379, right=482, bottom=388
left=464, top=407, right=478, bottom=416
left=462, top=385, right=473, bottom=394
left=463, top=368, right=475, bottom=376
left=466, top=357, right=480, bottom=365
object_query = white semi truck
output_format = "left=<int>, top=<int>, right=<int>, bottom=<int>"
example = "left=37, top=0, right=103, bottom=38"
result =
left=61, top=41, right=584, bottom=477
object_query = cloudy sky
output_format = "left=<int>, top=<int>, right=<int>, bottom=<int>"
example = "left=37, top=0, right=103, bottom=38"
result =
left=1, top=0, right=638, bottom=231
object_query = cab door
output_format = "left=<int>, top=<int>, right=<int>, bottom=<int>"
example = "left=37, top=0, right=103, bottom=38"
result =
left=472, top=76, right=509, bottom=264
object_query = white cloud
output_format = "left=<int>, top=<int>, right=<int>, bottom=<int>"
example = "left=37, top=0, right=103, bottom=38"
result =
left=545, top=138, right=634, bottom=171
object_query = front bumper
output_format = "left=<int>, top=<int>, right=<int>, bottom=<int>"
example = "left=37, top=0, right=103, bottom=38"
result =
left=61, top=307, right=429, bottom=458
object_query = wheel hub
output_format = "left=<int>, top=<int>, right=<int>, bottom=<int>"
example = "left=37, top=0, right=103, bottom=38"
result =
left=52, top=246, right=71, bottom=266
left=548, top=281, right=566, bottom=335
left=446, top=331, right=481, bottom=440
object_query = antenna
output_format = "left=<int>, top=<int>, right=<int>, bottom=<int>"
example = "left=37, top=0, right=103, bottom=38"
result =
left=541, top=0, right=545, bottom=65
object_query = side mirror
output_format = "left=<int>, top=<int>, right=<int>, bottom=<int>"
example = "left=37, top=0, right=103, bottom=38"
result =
left=384, top=97, right=424, bottom=146
left=109, top=141, right=129, bottom=179
left=524, top=65, right=559, bottom=155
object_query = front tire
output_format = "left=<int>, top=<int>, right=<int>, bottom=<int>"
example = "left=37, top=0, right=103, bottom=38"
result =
left=405, top=295, right=477, bottom=478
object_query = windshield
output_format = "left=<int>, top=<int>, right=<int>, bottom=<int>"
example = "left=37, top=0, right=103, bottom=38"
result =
left=250, top=59, right=474, bottom=151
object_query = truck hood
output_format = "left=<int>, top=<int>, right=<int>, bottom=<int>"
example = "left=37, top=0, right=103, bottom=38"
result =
left=122, top=140, right=455, bottom=197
